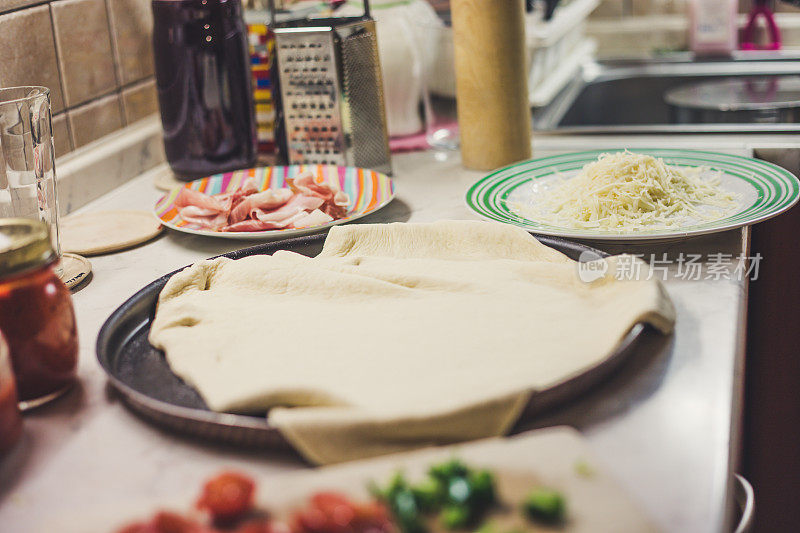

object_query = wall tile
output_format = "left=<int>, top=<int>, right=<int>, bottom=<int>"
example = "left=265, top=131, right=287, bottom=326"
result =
left=121, top=78, right=157, bottom=124
left=631, top=0, right=687, bottom=16
left=0, top=0, right=45, bottom=14
left=591, top=0, right=626, bottom=18
left=587, top=17, right=689, bottom=57
left=776, top=3, right=800, bottom=13
left=0, top=5, right=65, bottom=112
left=740, top=0, right=800, bottom=13
left=52, top=112, right=72, bottom=158
left=106, top=0, right=154, bottom=84
left=51, top=0, right=117, bottom=107
left=67, top=93, right=123, bottom=148
left=742, top=15, right=800, bottom=47
left=780, top=19, right=800, bottom=47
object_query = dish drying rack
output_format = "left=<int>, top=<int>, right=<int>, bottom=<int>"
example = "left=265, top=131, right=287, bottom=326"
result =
left=427, top=0, right=598, bottom=109
left=526, top=0, right=599, bottom=108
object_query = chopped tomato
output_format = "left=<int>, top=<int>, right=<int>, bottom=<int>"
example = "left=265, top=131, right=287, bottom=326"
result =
left=233, top=518, right=283, bottom=533
left=152, top=512, right=212, bottom=533
left=118, top=475, right=395, bottom=533
left=311, top=492, right=356, bottom=528
left=310, top=492, right=355, bottom=510
left=352, top=501, right=392, bottom=525
left=196, top=471, right=256, bottom=521
left=294, top=506, right=331, bottom=533
left=291, top=492, right=396, bottom=533
left=115, top=511, right=211, bottom=533
left=115, top=523, right=152, bottom=533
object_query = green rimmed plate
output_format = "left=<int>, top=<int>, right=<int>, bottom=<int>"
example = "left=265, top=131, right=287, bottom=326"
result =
left=466, top=149, right=800, bottom=242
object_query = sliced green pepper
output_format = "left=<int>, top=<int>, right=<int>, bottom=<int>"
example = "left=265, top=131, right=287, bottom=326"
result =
left=440, top=503, right=471, bottom=529
left=522, top=487, right=566, bottom=525
left=412, top=477, right=446, bottom=512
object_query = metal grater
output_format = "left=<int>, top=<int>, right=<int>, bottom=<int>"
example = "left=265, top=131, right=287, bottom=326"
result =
left=268, top=0, right=392, bottom=175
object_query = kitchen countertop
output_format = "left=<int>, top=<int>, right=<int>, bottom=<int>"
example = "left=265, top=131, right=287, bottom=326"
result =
left=0, top=150, right=748, bottom=532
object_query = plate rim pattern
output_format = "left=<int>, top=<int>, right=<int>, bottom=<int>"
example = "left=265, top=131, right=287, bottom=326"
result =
left=465, top=149, right=800, bottom=241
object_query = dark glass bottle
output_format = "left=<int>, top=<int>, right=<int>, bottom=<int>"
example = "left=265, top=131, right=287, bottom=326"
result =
left=152, top=0, right=257, bottom=179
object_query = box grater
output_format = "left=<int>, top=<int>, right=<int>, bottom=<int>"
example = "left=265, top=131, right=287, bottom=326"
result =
left=268, top=0, right=392, bottom=175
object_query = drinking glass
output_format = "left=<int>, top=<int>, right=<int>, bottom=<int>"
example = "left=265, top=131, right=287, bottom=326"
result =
left=0, top=87, right=61, bottom=260
left=373, top=2, right=458, bottom=152
left=420, top=22, right=459, bottom=150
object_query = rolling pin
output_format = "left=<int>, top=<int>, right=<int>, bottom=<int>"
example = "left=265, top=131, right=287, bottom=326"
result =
left=451, top=0, right=532, bottom=170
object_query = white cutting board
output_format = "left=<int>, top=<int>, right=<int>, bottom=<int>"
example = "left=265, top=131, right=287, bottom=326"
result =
left=265, top=426, right=660, bottom=533
left=55, top=427, right=659, bottom=532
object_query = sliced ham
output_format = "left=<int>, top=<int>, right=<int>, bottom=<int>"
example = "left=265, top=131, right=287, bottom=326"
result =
left=179, top=206, right=229, bottom=230
left=286, top=172, right=350, bottom=220
left=221, top=179, right=259, bottom=213
left=287, top=171, right=335, bottom=199
left=289, top=209, right=334, bottom=229
left=238, top=177, right=259, bottom=196
left=224, top=197, right=322, bottom=232
left=222, top=219, right=285, bottom=232
left=179, top=205, right=218, bottom=218
left=321, top=202, right=347, bottom=220
left=251, top=194, right=325, bottom=223
left=250, top=188, right=294, bottom=209
left=229, top=188, right=293, bottom=224
left=227, top=192, right=247, bottom=215
left=173, top=172, right=350, bottom=233
left=174, top=187, right=230, bottom=212
left=333, top=190, right=349, bottom=207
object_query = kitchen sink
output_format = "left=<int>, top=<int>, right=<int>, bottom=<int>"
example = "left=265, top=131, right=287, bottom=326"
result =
left=533, top=52, right=800, bottom=133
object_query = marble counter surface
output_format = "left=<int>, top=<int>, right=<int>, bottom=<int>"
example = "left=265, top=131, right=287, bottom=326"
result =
left=0, top=151, right=748, bottom=532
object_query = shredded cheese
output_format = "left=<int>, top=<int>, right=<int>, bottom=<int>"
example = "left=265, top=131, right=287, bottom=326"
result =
left=512, top=151, right=738, bottom=231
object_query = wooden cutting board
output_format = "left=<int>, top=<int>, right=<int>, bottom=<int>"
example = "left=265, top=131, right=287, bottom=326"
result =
left=60, top=210, right=163, bottom=256
left=260, top=426, right=660, bottom=533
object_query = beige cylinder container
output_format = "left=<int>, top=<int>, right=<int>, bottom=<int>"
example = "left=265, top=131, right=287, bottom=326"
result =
left=451, top=0, right=532, bottom=171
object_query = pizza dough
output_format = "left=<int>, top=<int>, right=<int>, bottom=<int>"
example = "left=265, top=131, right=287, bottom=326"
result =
left=149, top=221, right=675, bottom=464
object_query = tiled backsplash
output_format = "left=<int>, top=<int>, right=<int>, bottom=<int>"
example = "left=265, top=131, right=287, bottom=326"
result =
left=0, top=0, right=157, bottom=158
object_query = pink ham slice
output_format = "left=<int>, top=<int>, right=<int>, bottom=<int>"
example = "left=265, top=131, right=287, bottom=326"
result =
left=222, top=219, right=285, bottom=232
left=223, top=196, right=324, bottom=232
left=229, top=188, right=294, bottom=225
left=174, top=187, right=230, bottom=212
left=173, top=173, right=350, bottom=233
left=333, top=190, right=349, bottom=207
left=221, top=178, right=260, bottom=214
left=176, top=178, right=258, bottom=219
left=289, top=209, right=334, bottom=229
left=321, top=201, right=347, bottom=220
left=250, top=194, right=324, bottom=223
left=178, top=206, right=229, bottom=230
left=288, top=171, right=337, bottom=199
left=287, top=171, right=350, bottom=220
left=179, top=205, right=217, bottom=217
left=238, top=177, right=259, bottom=196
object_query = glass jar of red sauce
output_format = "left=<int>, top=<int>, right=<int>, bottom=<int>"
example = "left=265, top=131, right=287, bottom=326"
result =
left=0, top=219, right=78, bottom=408
left=0, top=330, right=22, bottom=455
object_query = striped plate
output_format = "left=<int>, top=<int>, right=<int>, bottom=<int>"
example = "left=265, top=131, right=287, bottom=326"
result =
left=466, top=149, right=800, bottom=242
left=154, top=165, right=395, bottom=240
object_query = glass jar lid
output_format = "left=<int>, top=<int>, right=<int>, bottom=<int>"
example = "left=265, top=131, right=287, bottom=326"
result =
left=0, top=219, right=56, bottom=278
